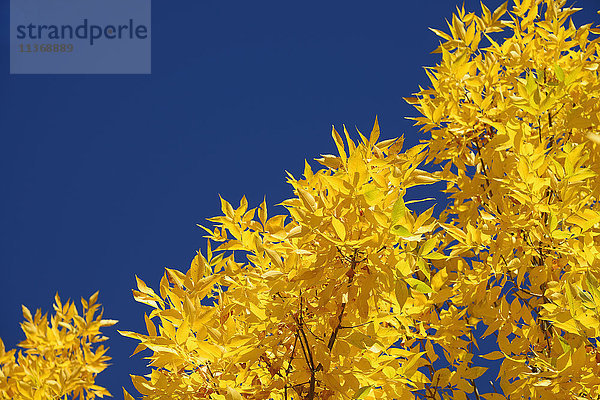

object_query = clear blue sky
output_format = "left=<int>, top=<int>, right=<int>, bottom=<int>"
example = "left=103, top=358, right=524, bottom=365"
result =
left=1, top=0, right=598, bottom=396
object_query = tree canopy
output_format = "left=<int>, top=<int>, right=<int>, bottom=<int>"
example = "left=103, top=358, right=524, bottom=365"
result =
left=3, top=0, right=600, bottom=399
left=0, top=293, right=116, bottom=399
left=119, top=1, right=600, bottom=398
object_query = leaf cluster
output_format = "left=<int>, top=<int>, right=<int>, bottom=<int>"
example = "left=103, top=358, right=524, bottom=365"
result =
left=0, top=292, right=116, bottom=400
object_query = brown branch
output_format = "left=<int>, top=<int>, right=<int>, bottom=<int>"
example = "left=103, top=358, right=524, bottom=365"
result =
left=206, top=362, right=215, bottom=379
left=303, top=322, right=325, bottom=342
left=289, top=380, right=311, bottom=388
left=286, top=334, right=298, bottom=377
left=298, top=325, right=315, bottom=371
left=284, top=334, right=298, bottom=400
left=295, top=327, right=317, bottom=400
left=292, top=293, right=319, bottom=400
left=307, top=374, right=316, bottom=400
left=339, top=320, right=372, bottom=329
left=327, top=302, right=347, bottom=351
left=327, top=249, right=358, bottom=351
left=490, top=380, right=499, bottom=393
left=470, top=379, right=481, bottom=400
left=204, top=362, right=221, bottom=393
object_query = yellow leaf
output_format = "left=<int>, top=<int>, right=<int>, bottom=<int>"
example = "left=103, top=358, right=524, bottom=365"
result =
left=332, top=126, right=347, bottom=161
left=144, top=313, right=156, bottom=336
left=391, top=197, right=407, bottom=225
left=21, top=305, right=33, bottom=321
left=343, top=125, right=356, bottom=152
left=431, top=268, right=448, bottom=291
left=369, top=116, right=381, bottom=144
left=480, top=351, right=504, bottom=360
left=586, top=132, right=600, bottom=144
left=297, top=188, right=317, bottom=212
left=405, top=278, right=433, bottom=294
left=395, top=279, right=409, bottom=308
left=420, top=237, right=437, bottom=256
left=463, top=366, right=487, bottom=380
left=353, top=385, right=373, bottom=399
left=226, top=387, right=243, bottom=400
left=123, top=388, right=136, bottom=400
left=265, top=248, right=283, bottom=269
left=331, top=218, right=346, bottom=241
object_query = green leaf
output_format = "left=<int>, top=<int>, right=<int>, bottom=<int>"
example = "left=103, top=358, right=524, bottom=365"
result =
left=353, top=386, right=373, bottom=399
left=405, top=278, right=433, bottom=293
left=565, top=283, right=576, bottom=314
left=420, top=237, right=437, bottom=256
left=585, top=272, right=600, bottom=303
left=391, top=224, right=412, bottom=237
left=526, top=72, right=537, bottom=94
left=391, top=197, right=406, bottom=225
left=554, top=64, right=565, bottom=82
left=557, top=335, right=571, bottom=353
left=417, top=257, right=430, bottom=280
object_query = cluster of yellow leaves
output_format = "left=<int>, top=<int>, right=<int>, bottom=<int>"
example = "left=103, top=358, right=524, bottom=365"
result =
left=0, top=293, right=117, bottom=400
left=120, top=120, right=464, bottom=399
left=408, top=0, right=600, bottom=398
left=121, top=0, right=600, bottom=399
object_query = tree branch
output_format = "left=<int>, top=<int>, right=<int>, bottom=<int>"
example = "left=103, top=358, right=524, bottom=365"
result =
left=327, top=249, right=358, bottom=352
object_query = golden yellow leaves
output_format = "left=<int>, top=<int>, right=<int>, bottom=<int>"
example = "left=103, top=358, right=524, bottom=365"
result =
left=0, top=293, right=116, bottom=400
left=587, top=131, right=600, bottom=144
left=111, top=1, right=600, bottom=399
left=413, top=0, right=600, bottom=166
left=119, top=119, right=461, bottom=399
left=403, top=0, right=600, bottom=398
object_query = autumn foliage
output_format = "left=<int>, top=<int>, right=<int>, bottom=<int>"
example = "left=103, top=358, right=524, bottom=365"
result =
left=0, top=293, right=116, bottom=399
left=3, top=0, right=600, bottom=399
